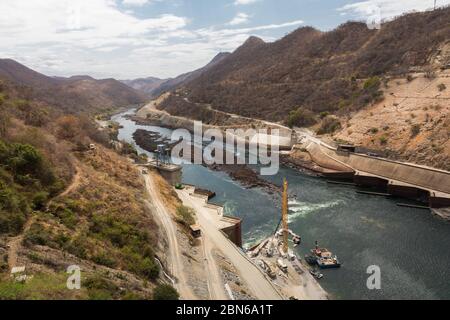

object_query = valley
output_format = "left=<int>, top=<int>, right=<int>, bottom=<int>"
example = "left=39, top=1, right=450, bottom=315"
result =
left=0, top=4, right=449, bottom=302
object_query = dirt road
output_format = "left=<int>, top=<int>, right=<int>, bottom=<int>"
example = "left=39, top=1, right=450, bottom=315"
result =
left=176, top=189, right=283, bottom=300
left=7, top=164, right=81, bottom=271
left=202, top=237, right=229, bottom=300
left=7, top=217, right=35, bottom=270
left=142, top=173, right=197, bottom=300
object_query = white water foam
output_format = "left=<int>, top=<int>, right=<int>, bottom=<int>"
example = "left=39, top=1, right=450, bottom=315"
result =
left=287, top=199, right=345, bottom=223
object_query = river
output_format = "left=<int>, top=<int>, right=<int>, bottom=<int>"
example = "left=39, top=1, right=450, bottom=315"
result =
left=112, top=109, right=450, bottom=300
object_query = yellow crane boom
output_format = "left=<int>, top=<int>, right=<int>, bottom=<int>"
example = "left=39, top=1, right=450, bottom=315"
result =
left=282, top=178, right=289, bottom=254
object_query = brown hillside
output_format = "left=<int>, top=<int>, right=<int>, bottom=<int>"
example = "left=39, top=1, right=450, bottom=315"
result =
left=179, top=7, right=450, bottom=122
left=0, top=59, right=147, bottom=115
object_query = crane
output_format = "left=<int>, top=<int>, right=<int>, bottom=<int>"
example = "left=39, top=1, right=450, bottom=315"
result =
left=282, top=178, right=289, bottom=254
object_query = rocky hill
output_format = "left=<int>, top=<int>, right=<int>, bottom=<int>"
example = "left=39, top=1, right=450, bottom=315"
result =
left=122, top=52, right=230, bottom=98
left=0, top=66, right=170, bottom=299
left=0, top=59, right=147, bottom=115
left=121, top=77, right=166, bottom=97
left=175, top=7, right=449, bottom=123
left=150, top=7, right=450, bottom=170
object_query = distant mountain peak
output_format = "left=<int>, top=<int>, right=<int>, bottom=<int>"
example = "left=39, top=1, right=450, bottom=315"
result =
left=68, top=75, right=96, bottom=81
left=243, top=36, right=265, bottom=46
left=0, top=58, right=146, bottom=113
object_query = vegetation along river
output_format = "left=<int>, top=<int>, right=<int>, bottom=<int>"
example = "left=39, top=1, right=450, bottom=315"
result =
left=112, top=109, right=450, bottom=300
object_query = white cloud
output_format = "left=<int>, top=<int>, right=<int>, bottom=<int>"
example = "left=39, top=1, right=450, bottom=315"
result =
left=228, top=13, right=251, bottom=25
left=234, top=0, right=261, bottom=5
left=122, top=0, right=150, bottom=6
left=339, top=0, right=450, bottom=21
left=0, top=0, right=304, bottom=79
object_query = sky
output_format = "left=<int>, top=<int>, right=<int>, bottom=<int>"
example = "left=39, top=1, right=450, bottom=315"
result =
left=0, top=0, right=448, bottom=79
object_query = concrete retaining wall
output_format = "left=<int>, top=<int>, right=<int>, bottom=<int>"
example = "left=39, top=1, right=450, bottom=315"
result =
left=308, top=142, right=450, bottom=195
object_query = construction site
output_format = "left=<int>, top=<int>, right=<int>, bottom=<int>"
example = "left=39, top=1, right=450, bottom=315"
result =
left=173, top=174, right=328, bottom=300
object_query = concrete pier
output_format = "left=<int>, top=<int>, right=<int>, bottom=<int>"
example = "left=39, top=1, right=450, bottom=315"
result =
left=181, top=185, right=243, bottom=247
left=144, top=160, right=182, bottom=186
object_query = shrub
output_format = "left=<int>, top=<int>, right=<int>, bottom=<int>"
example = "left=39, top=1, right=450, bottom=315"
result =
left=363, top=76, right=381, bottom=90
left=92, top=253, right=117, bottom=268
left=0, top=140, right=56, bottom=188
left=0, top=182, right=28, bottom=234
left=286, top=108, right=316, bottom=128
left=319, top=112, right=329, bottom=119
left=411, top=124, right=421, bottom=137
left=424, top=67, right=436, bottom=79
left=32, top=191, right=49, bottom=210
left=85, top=275, right=118, bottom=300
left=317, top=117, right=341, bottom=135
left=121, top=292, right=145, bottom=300
left=437, top=83, right=446, bottom=92
left=379, top=135, right=388, bottom=145
left=137, top=258, right=160, bottom=280
left=24, top=224, right=52, bottom=246
left=153, top=284, right=179, bottom=300
left=56, top=115, right=81, bottom=141
left=369, top=128, right=379, bottom=134
left=120, top=142, right=138, bottom=156
left=0, top=281, right=26, bottom=300
left=53, top=207, right=78, bottom=229
left=176, top=205, right=196, bottom=227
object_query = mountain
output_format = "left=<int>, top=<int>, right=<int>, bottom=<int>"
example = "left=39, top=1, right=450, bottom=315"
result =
left=0, top=59, right=147, bottom=114
left=175, top=7, right=450, bottom=122
left=153, top=52, right=231, bottom=97
left=0, top=59, right=59, bottom=88
left=0, top=63, right=163, bottom=300
left=121, top=77, right=166, bottom=96
left=122, top=52, right=230, bottom=97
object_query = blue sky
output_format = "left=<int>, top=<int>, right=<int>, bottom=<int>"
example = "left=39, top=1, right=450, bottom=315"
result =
left=0, top=0, right=446, bottom=79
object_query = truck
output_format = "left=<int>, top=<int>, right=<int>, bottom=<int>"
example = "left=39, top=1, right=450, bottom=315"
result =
left=277, top=258, right=288, bottom=273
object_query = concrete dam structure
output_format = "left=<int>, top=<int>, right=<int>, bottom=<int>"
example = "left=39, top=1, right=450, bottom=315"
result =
left=306, top=142, right=450, bottom=208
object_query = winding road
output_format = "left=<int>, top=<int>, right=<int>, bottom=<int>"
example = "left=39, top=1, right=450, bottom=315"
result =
left=176, top=188, right=283, bottom=300
left=142, top=172, right=197, bottom=300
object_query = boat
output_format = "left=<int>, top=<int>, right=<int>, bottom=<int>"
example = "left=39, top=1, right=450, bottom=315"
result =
left=311, top=241, right=341, bottom=269
left=309, top=270, right=324, bottom=279
left=317, top=256, right=341, bottom=269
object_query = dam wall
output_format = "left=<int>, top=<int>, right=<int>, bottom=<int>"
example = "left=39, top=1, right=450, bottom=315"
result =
left=309, top=143, right=450, bottom=194
left=307, top=142, right=450, bottom=207
left=137, top=106, right=293, bottom=150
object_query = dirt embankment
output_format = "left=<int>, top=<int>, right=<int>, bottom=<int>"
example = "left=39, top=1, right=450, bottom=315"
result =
left=332, top=71, right=450, bottom=171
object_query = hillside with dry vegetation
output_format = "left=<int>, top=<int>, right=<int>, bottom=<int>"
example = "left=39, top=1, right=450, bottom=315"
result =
left=160, top=8, right=449, bottom=123
left=0, top=74, right=174, bottom=299
left=0, top=59, right=147, bottom=115
left=332, top=68, right=450, bottom=170
left=156, top=7, right=450, bottom=169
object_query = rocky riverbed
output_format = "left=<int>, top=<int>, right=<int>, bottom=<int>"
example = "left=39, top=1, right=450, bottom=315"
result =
left=132, top=127, right=281, bottom=195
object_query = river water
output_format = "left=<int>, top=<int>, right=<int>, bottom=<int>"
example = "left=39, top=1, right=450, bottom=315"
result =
left=112, top=109, right=450, bottom=300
